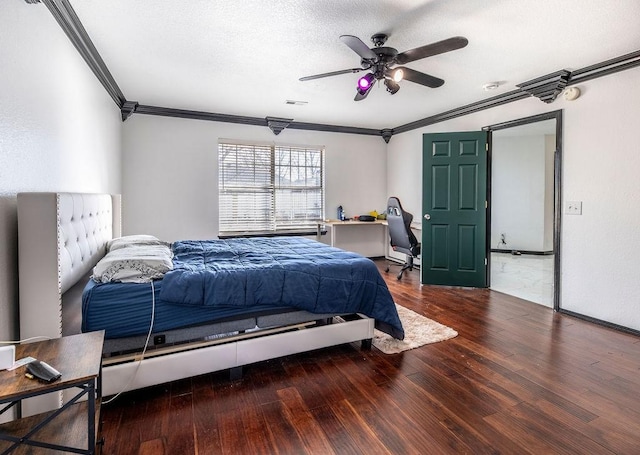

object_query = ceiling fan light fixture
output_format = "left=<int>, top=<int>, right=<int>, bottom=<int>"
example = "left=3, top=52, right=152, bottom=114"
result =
left=384, top=79, right=400, bottom=94
left=391, top=68, right=404, bottom=82
left=357, top=72, right=376, bottom=90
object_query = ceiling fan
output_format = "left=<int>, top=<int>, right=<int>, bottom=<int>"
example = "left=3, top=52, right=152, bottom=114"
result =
left=299, top=33, right=468, bottom=101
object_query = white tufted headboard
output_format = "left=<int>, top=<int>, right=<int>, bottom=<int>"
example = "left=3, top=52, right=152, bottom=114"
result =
left=18, top=193, right=121, bottom=340
left=57, top=194, right=117, bottom=293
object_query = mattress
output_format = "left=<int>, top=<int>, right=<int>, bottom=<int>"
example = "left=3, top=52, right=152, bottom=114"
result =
left=82, top=279, right=298, bottom=339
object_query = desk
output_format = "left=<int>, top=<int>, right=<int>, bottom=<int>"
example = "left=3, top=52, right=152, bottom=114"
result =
left=319, top=220, right=422, bottom=264
left=0, top=331, right=104, bottom=454
left=319, top=220, right=388, bottom=257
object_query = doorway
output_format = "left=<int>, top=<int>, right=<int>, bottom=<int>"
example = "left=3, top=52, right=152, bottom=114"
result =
left=486, top=111, right=562, bottom=309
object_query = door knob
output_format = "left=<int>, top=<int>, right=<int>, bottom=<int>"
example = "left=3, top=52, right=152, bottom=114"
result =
left=424, top=214, right=431, bottom=220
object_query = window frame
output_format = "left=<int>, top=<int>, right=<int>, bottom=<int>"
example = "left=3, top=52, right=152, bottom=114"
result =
left=218, top=140, right=325, bottom=236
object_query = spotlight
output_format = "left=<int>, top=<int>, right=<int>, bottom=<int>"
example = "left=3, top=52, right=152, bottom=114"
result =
left=355, top=73, right=376, bottom=99
left=357, top=73, right=376, bottom=91
left=390, top=68, right=404, bottom=82
left=384, top=79, right=400, bottom=94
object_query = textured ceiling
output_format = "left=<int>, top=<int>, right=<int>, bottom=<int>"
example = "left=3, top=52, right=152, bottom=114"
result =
left=70, top=0, right=640, bottom=130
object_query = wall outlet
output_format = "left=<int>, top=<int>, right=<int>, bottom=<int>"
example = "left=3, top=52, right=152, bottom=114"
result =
left=565, top=201, right=583, bottom=215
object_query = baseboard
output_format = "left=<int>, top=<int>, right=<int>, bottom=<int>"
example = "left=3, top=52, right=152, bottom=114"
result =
left=491, top=249, right=554, bottom=255
left=559, top=309, right=640, bottom=337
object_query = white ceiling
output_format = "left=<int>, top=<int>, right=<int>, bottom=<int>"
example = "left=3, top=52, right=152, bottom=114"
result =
left=70, top=0, right=640, bottom=130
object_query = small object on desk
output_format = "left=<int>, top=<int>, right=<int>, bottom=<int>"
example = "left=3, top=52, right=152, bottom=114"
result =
left=25, top=359, right=62, bottom=383
left=358, top=215, right=376, bottom=222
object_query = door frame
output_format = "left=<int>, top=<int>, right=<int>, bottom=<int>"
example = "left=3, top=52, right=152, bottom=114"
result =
left=484, top=109, right=563, bottom=311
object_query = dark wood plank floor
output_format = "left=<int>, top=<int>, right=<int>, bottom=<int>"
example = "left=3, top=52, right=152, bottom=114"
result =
left=100, top=260, right=640, bottom=454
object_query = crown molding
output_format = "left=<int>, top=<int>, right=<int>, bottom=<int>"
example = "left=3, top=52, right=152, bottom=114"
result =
left=393, top=89, right=530, bottom=134
left=516, top=70, right=571, bottom=104
left=284, top=121, right=381, bottom=136
left=266, top=117, right=293, bottom=135
left=120, top=101, right=139, bottom=121
left=569, top=49, right=640, bottom=84
left=133, top=105, right=382, bottom=137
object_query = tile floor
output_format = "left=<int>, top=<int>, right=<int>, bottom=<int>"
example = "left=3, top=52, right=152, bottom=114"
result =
left=490, top=252, right=554, bottom=307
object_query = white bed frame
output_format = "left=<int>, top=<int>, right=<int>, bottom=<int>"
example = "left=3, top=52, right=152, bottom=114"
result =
left=17, top=193, right=374, bottom=414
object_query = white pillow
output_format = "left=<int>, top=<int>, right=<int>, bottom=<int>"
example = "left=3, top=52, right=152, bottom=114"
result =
left=107, top=234, right=169, bottom=252
left=93, top=244, right=173, bottom=283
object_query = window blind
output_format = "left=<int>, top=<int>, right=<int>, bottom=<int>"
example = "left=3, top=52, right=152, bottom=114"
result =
left=218, top=141, right=324, bottom=234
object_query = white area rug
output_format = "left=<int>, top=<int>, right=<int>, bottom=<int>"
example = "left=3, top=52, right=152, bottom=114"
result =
left=373, top=304, right=458, bottom=354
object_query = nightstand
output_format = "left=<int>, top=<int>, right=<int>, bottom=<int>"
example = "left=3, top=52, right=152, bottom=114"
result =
left=0, top=331, right=104, bottom=454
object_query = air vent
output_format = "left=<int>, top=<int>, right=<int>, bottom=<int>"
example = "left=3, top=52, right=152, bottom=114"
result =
left=285, top=100, right=308, bottom=106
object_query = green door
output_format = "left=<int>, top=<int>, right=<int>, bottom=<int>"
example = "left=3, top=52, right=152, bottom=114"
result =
left=422, top=131, right=488, bottom=287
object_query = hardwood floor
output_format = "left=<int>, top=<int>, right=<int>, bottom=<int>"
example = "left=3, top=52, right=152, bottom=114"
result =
left=100, top=260, right=640, bottom=454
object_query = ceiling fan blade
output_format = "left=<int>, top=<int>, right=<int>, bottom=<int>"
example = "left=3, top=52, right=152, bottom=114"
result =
left=299, top=67, right=365, bottom=81
left=340, top=35, right=377, bottom=61
left=399, top=67, right=445, bottom=88
left=396, top=36, right=468, bottom=65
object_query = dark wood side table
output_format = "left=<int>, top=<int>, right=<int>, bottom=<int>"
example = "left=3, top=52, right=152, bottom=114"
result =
left=0, top=331, right=104, bottom=454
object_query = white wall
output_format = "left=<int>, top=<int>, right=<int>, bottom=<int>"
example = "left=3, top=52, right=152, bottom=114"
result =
left=121, top=114, right=387, bottom=241
left=560, top=68, right=640, bottom=328
left=387, top=66, right=640, bottom=331
left=491, top=135, right=552, bottom=252
left=0, top=2, right=122, bottom=355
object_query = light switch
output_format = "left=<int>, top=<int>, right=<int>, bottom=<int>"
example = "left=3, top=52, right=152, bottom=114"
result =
left=565, top=201, right=582, bottom=215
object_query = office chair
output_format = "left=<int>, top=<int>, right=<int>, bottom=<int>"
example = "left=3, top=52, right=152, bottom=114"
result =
left=385, top=196, right=421, bottom=280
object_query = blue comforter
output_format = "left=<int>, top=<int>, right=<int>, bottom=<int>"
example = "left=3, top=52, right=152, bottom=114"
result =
left=159, top=237, right=404, bottom=339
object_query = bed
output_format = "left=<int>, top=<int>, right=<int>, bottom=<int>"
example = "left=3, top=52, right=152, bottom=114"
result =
left=17, top=192, right=402, bottom=413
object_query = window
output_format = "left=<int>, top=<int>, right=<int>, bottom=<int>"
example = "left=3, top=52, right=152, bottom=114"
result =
left=218, top=141, right=324, bottom=235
